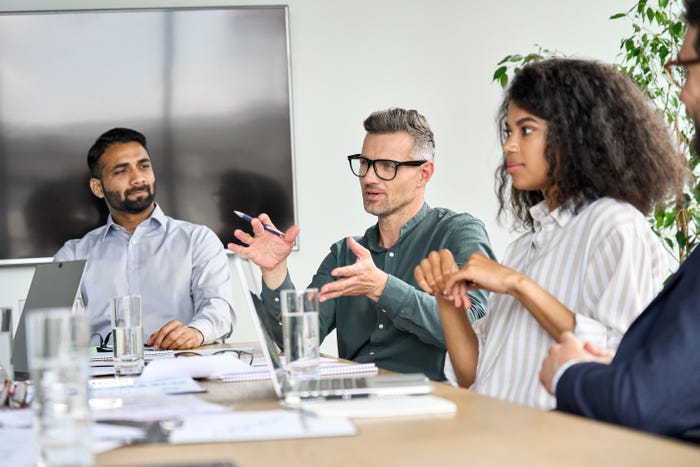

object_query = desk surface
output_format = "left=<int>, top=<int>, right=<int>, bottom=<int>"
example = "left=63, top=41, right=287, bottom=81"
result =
left=96, top=373, right=700, bottom=467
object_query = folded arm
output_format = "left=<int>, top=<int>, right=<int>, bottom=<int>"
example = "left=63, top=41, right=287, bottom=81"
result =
left=444, top=252, right=576, bottom=340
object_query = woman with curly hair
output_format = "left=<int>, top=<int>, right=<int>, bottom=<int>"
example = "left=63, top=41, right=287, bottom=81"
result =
left=414, top=58, right=687, bottom=409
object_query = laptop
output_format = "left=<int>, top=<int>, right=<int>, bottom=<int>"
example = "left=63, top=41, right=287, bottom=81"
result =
left=12, top=260, right=87, bottom=380
left=231, top=255, right=433, bottom=405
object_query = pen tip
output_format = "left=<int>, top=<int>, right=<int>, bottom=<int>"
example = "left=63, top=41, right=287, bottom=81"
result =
left=233, top=210, right=243, bottom=217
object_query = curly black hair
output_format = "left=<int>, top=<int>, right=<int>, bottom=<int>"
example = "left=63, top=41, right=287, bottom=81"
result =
left=495, top=58, right=687, bottom=230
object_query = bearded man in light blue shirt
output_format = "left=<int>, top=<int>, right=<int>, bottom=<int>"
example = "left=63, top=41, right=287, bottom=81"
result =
left=54, top=127, right=235, bottom=350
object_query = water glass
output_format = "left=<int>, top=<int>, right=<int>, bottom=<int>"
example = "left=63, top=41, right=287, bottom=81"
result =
left=281, top=288, right=320, bottom=382
left=0, top=307, right=12, bottom=380
left=110, top=295, right=144, bottom=376
left=27, top=308, right=92, bottom=467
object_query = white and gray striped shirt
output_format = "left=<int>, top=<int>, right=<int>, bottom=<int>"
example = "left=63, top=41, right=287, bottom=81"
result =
left=446, top=197, right=668, bottom=409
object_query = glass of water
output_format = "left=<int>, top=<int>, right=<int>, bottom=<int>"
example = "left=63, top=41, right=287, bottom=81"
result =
left=281, top=288, right=320, bottom=383
left=110, top=295, right=144, bottom=376
left=27, top=308, right=92, bottom=467
left=0, top=307, right=13, bottom=381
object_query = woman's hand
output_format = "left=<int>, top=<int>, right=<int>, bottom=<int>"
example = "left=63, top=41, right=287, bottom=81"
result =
left=446, top=253, right=523, bottom=297
left=415, top=249, right=471, bottom=308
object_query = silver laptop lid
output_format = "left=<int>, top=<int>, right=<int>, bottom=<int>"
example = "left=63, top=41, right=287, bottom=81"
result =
left=13, top=260, right=86, bottom=380
left=231, top=254, right=289, bottom=398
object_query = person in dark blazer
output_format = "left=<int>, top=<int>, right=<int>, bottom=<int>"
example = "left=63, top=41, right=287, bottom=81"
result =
left=538, top=0, right=700, bottom=438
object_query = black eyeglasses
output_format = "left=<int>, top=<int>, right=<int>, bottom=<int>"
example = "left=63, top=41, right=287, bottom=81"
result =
left=174, top=349, right=254, bottom=365
left=347, top=154, right=427, bottom=181
left=92, top=331, right=113, bottom=352
left=664, top=57, right=700, bottom=87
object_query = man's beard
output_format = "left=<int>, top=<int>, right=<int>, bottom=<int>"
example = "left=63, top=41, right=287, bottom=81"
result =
left=104, top=183, right=156, bottom=214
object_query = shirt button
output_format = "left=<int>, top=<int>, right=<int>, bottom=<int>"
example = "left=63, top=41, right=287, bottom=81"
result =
left=382, top=309, right=387, bottom=313
left=130, top=265, right=136, bottom=271
left=378, top=324, right=384, bottom=329
left=388, top=252, right=394, bottom=257
left=274, top=297, right=280, bottom=302
left=131, top=240, right=137, bottom=245
left=369, top=351, right=375, bottom=356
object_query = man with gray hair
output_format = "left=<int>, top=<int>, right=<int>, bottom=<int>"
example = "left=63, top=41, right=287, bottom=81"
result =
left=229, top=108, right=494, bottom=380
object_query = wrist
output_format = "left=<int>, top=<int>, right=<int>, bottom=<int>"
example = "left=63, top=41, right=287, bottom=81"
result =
left=370, top=271, right=389, bottom=302
left=261, top=260, right=288, bottom=290
left=507, top=271, right=531, bottom=298
left=188, top=326, right=205, bottom=346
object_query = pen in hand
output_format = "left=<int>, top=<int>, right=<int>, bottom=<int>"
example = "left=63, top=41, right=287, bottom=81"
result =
left=234, top=210, right=285, bottom=237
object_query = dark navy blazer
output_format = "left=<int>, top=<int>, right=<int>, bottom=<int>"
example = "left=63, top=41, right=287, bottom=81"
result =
left=556, top=246, right=700, bottom=437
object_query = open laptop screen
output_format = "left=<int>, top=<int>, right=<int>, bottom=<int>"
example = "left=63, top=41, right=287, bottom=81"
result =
left=13, top=260, right=86, bottom=380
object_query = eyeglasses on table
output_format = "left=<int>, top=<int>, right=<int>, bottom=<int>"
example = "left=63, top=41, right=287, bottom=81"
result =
left=174, top=349, right=254, bottom=365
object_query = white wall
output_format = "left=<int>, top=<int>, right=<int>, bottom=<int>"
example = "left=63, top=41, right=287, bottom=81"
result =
left=0, top=0, right=632, bottom=355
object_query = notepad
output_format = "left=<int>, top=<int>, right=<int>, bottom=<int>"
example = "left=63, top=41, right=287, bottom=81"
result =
left=295, top=394, right=457, bottom=419
left=218, top=362, right=379, bottom=383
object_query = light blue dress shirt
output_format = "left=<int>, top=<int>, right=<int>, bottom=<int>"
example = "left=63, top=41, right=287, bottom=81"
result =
left=54, top=204, right=235, bottom=344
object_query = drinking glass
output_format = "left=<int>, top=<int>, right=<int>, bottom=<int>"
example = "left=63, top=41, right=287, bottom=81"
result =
left=27, top=308, right=92, bottom=467
left=110, top=295, right=144, bottom=376
left=281, top=288, right=320, bottom=382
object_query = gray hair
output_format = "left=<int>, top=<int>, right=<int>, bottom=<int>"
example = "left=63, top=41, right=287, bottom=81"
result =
left=363, top=108, right=435, bottom=161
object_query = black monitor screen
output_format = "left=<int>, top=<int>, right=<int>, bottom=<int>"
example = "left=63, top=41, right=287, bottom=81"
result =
left=0, top=6, right=295, bottom=262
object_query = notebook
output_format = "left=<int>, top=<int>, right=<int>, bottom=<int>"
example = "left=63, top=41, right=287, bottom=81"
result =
left=230, top=254, right=433, bottom=405
left=12, top=260, right=87, bottom=380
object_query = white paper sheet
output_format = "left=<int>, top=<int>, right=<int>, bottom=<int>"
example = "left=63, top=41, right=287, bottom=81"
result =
left=169, top=410, right=356, bottom=443
left=138, top=355, right=251, bottom=381
left=91, top=394, right=230, bottom=422
left=89, top=376, right=206, bottom=397
left=0, top=427, right=35, bottom=467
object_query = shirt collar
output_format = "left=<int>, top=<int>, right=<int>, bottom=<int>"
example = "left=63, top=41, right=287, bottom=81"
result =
left=529, top=200, right=575, bottom=232
left=366, top=203, right=431, bottom=251
left=102, top=203, right=166, bottom=239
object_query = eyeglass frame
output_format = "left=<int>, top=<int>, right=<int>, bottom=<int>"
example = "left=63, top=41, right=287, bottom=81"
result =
left=663, top=56, right=700, bottom=87
left=91, top=331, right=150, bottom=353
left=174, top=349, right=254, bottom=365
left=347, top=154, right=428, bottom=181
left=92, top=331, right=113, bottom=352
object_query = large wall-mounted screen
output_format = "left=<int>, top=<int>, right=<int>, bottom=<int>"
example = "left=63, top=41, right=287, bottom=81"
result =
left=0, top=6, right=295, bottom=263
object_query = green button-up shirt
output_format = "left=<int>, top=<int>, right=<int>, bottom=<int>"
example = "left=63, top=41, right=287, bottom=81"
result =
left=259, top=203, right=495, bottom=380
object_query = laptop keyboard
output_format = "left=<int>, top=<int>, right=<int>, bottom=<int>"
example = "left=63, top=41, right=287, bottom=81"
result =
left=297, top=376, right=369, bottom=391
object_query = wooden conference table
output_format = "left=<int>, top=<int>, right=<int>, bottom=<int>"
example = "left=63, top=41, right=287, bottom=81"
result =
left=96, top=355, right=700, bottom=467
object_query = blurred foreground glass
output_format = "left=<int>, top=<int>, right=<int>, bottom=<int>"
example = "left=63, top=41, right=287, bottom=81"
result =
left=281, top=288, right=320, bottom=383
left=110, top=295, right=144, bottom=376
left=27, top=308, right=92, bottom=467
left=0, top=307, right=13, bottom=380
